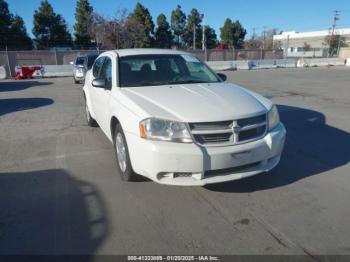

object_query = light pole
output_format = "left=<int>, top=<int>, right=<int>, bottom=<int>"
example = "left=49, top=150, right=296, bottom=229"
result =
left=262, top=26, right=267, bottom=50
left=329, top=10, right=340, bottom=56
left=202, top=25, right=206, bottom=51
left=285, top=35, right=290, bottom=58
left=193, top=23, right=196, bottom=50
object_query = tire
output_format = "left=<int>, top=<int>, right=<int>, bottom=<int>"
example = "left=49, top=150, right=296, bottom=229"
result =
left=84, top=97, right=97, bottom=127
left=113, top=124, right=138, bottom=181
left=74, top=78, right=79, bottom=84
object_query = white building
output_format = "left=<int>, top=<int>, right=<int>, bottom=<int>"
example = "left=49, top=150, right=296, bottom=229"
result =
left=273, top=28, right=350, bottom=57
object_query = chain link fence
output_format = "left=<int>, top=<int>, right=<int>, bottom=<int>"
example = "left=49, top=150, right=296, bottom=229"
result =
left=0, top=48, right=343, bottom=77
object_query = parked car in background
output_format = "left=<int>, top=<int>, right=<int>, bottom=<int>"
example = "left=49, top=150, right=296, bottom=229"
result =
left=83, top=49, right=286, bottom=186
left=70, top=54, right=98, bottom=83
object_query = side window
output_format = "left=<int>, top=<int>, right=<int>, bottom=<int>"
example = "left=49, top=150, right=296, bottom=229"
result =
left=170, top=59, right=180, bottom=74
left=93, top=57, right=105, bottom=78
left=99, top=58, right=112, bottom=88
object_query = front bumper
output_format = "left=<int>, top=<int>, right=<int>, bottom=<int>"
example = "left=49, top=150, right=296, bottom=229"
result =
left=74, top=70, right=86, bottom=80
left=126, top=123, right=286, bottom=186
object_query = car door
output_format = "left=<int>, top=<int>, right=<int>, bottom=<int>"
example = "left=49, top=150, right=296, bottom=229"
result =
left=92, top=56, right=113, bottom=134
left=90, top=56, right=105, bottom=118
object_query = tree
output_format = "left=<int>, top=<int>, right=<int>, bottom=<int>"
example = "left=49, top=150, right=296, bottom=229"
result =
left=87, top=12, right=107, bottom=49
left=74, top=0, right=93, bottom=48
left=302, top=42, right=311, bottom=52
left=130, top=2, right=154, bottom=47
left=263, top=28, right=278, bottom=49
left=0, top=0, right=11, bottom=49
left=220, top=18, right=246, bottom=49
left=171, top=5, right=186, bottom=48
left=88, top=10, right=147, bottom=49
left=120, top=16, right=147, bottom=48
left=33, top=0, right=72, bottom=49
left=244, top=28, right=279, bottom=50
left=204, top=25, right=217, bottom=49
left=244, top=39, right=262, bottom=49
left=324, top=34, right=348, bottom=56
left=220, top=18, right=234, bottom=48
left=183, top=8, right=203, bottom=49
left=0, top=0, right=32, bottom=50
left=8, top=15, right=32, bottom=49
left=154, top=14, right=173, bottom=48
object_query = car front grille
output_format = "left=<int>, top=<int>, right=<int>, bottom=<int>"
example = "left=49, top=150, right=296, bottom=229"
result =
left=189, top=114, right=267, bottom=146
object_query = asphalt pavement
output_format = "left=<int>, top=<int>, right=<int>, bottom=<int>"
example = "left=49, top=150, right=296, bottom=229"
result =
left=0, top=67, right=350, bottom=256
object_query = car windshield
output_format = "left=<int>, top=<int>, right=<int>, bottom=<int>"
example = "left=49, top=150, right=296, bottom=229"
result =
left=119, top=54, right=220, bottom=87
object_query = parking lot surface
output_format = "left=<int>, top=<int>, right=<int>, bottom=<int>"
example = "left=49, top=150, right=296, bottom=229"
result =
left=0, top=67, right=350, bottom=256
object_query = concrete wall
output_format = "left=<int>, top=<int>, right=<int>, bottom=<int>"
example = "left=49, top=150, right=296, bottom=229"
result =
left=339, top=47, right=350, bottom=59
left=0, top=66, right=7, bottom=79
left=207, top=58, right=298, bottom=71
left=297, top=58, right=345, bottom=67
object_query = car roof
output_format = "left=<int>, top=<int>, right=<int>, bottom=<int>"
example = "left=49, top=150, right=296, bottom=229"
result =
left=113, top=48, right=192, bottom=57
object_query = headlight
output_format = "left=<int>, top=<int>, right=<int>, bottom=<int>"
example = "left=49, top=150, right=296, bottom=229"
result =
left=268, top=105, right=280, bottom=131
left=139, top=118, right=192, bottom=143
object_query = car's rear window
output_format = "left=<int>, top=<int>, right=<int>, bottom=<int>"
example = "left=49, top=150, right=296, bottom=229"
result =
left=76, top=57, right=86, bottom=65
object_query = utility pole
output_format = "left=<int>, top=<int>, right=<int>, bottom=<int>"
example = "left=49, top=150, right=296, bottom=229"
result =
left=6, top=45, right=12, bottom=78
left=285, top=35, right=290, bottom=58
left=193, top=23, right=196, bottom=50
left=329, top=10, right=340, bottom=56
left=251, top=27, right=257, bottom=40
left=200, top=13, right=205, bottom=50
left=331, top=10, right=340, bottom=35
left=262, top=26, right=267, bottom=50
left=202, top=25, right=206, bottom=51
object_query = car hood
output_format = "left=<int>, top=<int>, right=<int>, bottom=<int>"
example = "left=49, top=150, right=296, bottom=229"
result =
left=122, top=82, right=271, bottom=122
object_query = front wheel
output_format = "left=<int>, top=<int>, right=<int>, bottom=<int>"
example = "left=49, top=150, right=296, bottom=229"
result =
left=84, top=97, right=97, bottom=127
left=114, top=124, right=138, bottom=181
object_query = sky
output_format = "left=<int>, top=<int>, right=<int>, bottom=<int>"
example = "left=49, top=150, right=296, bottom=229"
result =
left=7, top=0, right=350, bottom=39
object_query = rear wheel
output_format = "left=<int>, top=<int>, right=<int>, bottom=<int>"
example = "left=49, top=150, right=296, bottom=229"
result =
left=114, top=124, right=138, bottom=181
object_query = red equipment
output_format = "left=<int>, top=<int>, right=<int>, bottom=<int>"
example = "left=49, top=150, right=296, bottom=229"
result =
left=15, top=65, right=43, bottom=80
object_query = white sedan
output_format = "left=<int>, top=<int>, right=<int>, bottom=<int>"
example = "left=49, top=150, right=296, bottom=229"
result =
left=83, top=49, right=286, bottom=186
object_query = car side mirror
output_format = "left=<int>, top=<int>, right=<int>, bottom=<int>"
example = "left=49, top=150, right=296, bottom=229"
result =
left=217, top=73, right=227, bottom=82
left=92, top=78, right=106, bottom=88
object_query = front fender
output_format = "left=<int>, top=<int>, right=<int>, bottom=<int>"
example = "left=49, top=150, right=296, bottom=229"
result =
left=108, top=95, right=143, bottom=139
left=83, top=71, right=96, bottom=119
